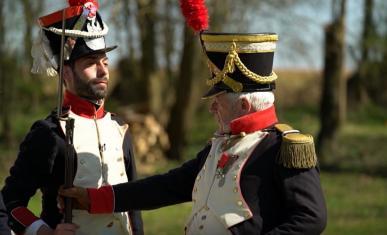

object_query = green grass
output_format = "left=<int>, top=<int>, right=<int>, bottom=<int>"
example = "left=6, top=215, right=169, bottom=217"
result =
left=322, top=172, right=387, bottom=235
left=24, top=172, right=387, bottom=235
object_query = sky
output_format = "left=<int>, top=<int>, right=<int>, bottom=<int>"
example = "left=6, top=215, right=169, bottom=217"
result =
left=5, top=0, right=365, bottom=71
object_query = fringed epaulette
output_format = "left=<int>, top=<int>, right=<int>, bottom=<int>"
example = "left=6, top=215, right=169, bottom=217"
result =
left=275, top=123, right=317, bottom=169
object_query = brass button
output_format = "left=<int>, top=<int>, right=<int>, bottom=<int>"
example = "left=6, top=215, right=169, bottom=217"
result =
left=203, top=165, right=206, bottom=170
left=196, top=175, right=201, bottom=181
left=237, top=201, right=243, bottom=207
left=233, top=175, right=237, bottom=181
left=233, top=187, right=238, bottom=193
left=120, top=172, right=124, bottom=176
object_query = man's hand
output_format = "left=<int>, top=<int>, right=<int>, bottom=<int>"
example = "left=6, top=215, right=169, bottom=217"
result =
left=37, top=224, right=79, bottom=235
left=59, top=187, right=90, bottom=211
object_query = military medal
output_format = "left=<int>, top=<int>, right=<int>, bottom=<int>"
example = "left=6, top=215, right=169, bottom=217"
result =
left=216, top=153, right=239, bottom=186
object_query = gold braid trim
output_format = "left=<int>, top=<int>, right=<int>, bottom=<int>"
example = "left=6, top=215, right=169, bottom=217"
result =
left=206, top=42, right=277, bottom=91
left=274, top=124, right=317, bottom=169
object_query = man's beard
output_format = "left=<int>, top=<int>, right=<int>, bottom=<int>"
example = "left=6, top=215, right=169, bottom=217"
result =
left=73, top=72, right=108, bottom=101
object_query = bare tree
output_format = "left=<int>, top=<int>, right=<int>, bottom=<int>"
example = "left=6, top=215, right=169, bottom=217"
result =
left=0, top=0, right=12, bottom=146
left=347, top=0, right=375, bottom=108
left=136, top=0, right=157, bottom=113
left=166, top=26, right=199, bottom=160
left=317, top=0, right=347, bottom=162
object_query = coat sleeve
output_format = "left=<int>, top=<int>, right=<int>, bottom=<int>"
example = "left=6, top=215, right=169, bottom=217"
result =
left=88, top=145, right=211, bottom=213
left=122, top=130, right=144, bottom=235
left=1, top=121, right=58, bottom=233
left=265, top=166, right=327, bottom=235
left=0, top=194, right=11, bottom=235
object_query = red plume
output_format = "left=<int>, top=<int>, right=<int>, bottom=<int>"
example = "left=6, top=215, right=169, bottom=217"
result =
left=68, top=0, right=99, bottom=8
left=180, top=0, right=209, bottom=32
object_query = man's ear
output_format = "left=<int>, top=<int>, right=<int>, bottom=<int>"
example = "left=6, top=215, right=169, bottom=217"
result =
left=240, top=97, right=252, bottom=113
left=62, top=65, right=73, bottom=86
left=63, top=65, right=73, bottom=81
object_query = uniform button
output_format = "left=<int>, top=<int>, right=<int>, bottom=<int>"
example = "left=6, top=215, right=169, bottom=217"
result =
left=196, top=175, right=201, bottom=181
left=120, top=172, right=124, bottom=176
left=117, top=158, right=123, bottom=162
left=233, top=187, right=238, bottom=193
left=199, top=225, right=204, bottom=230
left=245, top=212, right=251, bottom=218
left=237, top=201, right=243, bottom=207
left=203, top=165, right=206, bottom=170
left=201, top=215, right=206, bottom=220
left=233, top=175, right=237, bottom=180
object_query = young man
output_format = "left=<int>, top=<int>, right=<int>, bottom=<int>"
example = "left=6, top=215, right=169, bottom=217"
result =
left=61, top=32, right=327, bottom=235
left=1, top=1, right=143, bottom=235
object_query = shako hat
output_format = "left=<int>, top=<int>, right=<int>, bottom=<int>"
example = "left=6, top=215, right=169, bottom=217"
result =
left=200, top=32, right=279, bottom=98
left=31, top=0, right=117, bottom=77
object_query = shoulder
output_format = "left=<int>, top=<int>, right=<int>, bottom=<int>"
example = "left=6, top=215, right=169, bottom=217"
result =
left=274, top=123, right=317, bottom=169
left=21, top=112, right=64, bottom=147
left=110, top=112, right=127, bottom=125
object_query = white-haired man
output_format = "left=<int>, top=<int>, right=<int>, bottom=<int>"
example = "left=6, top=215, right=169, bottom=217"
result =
left=61, top=32, right=327, bottom=235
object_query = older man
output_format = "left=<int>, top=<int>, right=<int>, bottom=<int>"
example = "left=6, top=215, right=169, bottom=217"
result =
left=61, top=32, right=327, bottom=235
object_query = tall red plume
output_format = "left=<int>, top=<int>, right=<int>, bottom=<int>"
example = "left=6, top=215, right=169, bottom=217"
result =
left=180, top=0, right=209, bottom=32
left=68, top=0, right=99, bottom=8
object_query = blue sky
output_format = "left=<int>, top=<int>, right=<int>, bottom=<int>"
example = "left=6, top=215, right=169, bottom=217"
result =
left=7, top=0, right=365, bottom=70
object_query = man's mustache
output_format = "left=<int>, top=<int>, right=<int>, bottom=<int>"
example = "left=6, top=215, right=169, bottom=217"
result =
left=90, top=77, right=108, bottom=84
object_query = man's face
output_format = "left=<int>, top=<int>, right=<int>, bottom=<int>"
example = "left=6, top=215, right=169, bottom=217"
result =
left=209, top=93, right=242, bottom=134
left=66, top=53, right=110, bottom=101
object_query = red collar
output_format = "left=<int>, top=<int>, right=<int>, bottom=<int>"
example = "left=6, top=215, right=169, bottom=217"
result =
left=63, top=91, right=106, bottom=119
left=229, top=106, right=278, bottom=135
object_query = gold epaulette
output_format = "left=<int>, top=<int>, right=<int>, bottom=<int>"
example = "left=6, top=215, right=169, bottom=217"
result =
left=275, top=124, right=317, bottom=169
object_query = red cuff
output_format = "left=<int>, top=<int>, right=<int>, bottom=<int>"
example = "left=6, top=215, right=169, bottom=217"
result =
left=10, top=207, right=39, bottom=227
left=87, top=185, right=114, bottom=214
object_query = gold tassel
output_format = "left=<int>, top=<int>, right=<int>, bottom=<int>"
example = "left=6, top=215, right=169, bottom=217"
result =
left=275, top=124, right=317, bottom=169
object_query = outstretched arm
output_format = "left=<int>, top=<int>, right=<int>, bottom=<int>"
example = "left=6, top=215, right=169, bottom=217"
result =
left=61, top=145, right=211, bottom=213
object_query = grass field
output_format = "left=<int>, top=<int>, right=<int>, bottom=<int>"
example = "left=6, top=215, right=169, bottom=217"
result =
left=1, top=70, right=387, bottom=234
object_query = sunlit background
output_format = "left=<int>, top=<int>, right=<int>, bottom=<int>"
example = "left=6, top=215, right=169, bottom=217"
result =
left=0, top=0, right=386, bottom=234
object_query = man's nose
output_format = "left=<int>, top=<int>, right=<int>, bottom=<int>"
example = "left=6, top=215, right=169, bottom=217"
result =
left=97, top=61, right=108, bottom=77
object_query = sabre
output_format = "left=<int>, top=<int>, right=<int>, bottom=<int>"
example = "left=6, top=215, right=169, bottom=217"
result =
left=57, top=8, right=75, bottom=224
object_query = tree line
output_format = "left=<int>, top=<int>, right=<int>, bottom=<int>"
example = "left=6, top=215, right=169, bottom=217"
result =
left=0, top=0, right=386, bottom=164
